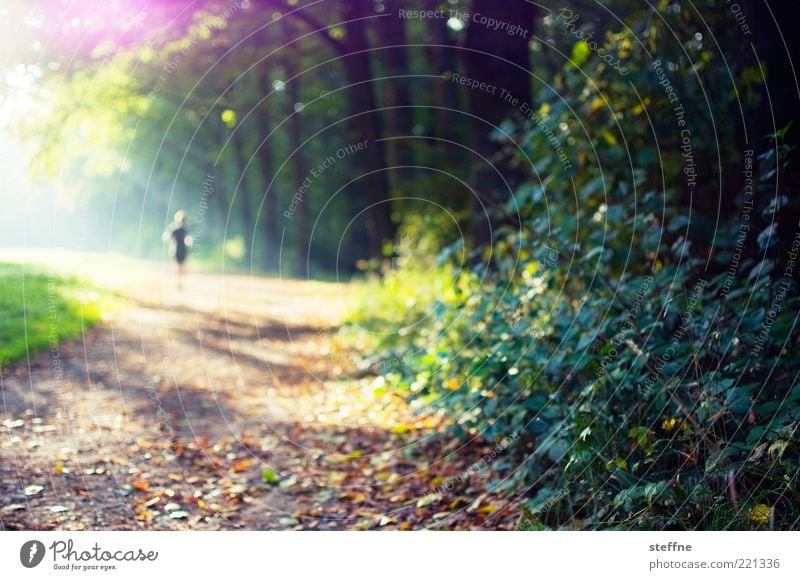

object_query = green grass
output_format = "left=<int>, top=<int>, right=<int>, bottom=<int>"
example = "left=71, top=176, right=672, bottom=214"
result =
left=0, top=263, right=113, bottom=366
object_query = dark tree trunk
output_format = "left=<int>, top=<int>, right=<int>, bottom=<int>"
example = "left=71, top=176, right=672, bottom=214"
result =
left=282, top=23, right=310, bottom=277
left=375, top=0, right=414, bottom=172
left=269, top=0, right=394, bottom=265
left=745, top=1, right=800, bottom=153
left=254, top=34, right=280, bottom=272
left=341, top=0, right=395, bottom=261
left=462, top=0, right=536, bottom=248
left=743, top=0, right=800, bottom=270
left=210, top=120, right=231, bottom=251
left=424, top=0, right=462, bottom=166
left=230, top=128, right=255, bottom=265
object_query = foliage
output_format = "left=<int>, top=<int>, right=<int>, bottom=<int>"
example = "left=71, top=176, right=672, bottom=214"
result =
left=348, top=4, right=800, bottom=529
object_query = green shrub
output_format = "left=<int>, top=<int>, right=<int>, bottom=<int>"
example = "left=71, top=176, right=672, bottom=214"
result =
left=347, top=5, right=799, bottom=528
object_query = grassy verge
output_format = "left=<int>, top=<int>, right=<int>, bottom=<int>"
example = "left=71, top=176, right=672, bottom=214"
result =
left=0, top=263, right=114, bottom=366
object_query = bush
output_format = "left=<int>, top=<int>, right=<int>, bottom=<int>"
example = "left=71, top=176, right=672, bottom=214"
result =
left=347, top=8, right=800, bottom=528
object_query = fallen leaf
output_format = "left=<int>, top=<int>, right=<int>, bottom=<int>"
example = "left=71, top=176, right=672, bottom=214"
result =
left=130, top=478, right=149, bottom=492
left=24, top=485, right=44, bottom=496
left=262, top=468, right=280, bottom=484
left=279, top=475, right=297, bottom=488
left=3, top=503, right=26, bottom=512
left=417, top=493, right=442, bottom=508
left=232, top=458, right=254, bottom=473
left=467, top=494, right=486, bottom=512
left=136, top=510, right=154, bottom=523
left=449, top=497, right=469, bottom=510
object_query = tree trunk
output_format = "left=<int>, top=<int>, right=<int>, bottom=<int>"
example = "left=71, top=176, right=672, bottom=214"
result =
left=462, top=0, right=536, bottom=248
left=209, top=120, right=231, bottom=256
left=375, top=0, right=414, bottom=172
left=270, top=0, right=394, bottom=265
left=341, top=0, right=395, bottom=261
left=744, top=1, right=800, bottom=153
left=424, top=0, right=462, bottom=167
left=282, top=22, right=310, bottom=277
left=254, top=33, right=280, bottom=272
left=230, top=127, right=255, bottom=265
left=743, top=0, right=800, bottom=271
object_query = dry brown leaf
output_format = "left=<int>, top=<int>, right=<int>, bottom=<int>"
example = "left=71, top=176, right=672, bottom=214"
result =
left=232, top=458, right=254, bottom=473
left=130, top=478, right=150, bottom=492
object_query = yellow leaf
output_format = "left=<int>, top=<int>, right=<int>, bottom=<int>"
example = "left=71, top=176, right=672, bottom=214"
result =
left=662, top=417, right=679, bottom=431
left=449, top=497, right=468, bottom=509
left=749, top=504, right=771, bottom=524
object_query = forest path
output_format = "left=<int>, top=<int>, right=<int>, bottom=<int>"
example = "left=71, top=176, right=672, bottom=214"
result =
left=0, top=255, right=506, bottom=530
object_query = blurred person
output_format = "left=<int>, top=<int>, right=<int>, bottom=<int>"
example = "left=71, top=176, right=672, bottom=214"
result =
left=162, top=210, right=193, bottom=289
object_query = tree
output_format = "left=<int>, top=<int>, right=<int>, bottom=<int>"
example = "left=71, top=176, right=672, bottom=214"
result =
left=462, top=0, right=537, bottom=248
left=257, top=0, right=396, bottom=262
left=375, top=0, right=415, bottom=172
left=253, top=26, right=281, bottom=272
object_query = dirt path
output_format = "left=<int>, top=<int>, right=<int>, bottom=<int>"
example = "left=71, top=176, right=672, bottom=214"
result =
left=1, top=266, right=512, bottom=530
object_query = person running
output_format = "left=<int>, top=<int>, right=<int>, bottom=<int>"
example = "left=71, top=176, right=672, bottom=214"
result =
left=162, top=210, right=192, bottom=289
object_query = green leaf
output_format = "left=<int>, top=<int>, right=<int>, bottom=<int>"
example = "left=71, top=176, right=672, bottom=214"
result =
left=262, top=468, right=280, bottom=484
left=572, top=40, right=590, bottom=67
left=726, top=388, right=752, bottom=416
